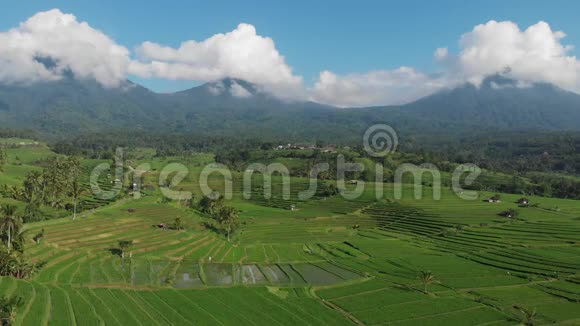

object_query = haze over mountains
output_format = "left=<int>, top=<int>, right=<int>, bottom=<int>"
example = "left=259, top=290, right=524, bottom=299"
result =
left=0, top=74, right=579, bottom=141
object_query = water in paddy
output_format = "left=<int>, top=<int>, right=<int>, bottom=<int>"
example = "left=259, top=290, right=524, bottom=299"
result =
left=166, top=262, right=361, bottom=288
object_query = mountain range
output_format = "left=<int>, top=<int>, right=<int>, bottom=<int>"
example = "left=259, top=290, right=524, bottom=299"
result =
left=1, top=75, right=579, bottom=142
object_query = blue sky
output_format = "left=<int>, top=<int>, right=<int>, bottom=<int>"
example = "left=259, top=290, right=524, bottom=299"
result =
left=1, top=1, right=580, bottom=105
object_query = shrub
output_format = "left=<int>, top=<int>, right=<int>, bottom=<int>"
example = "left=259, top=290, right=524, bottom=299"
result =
left=500, top=208, right=519, bottom=218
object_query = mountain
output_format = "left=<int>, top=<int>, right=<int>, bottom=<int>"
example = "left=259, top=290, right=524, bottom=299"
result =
left=0, top=75, right=579, bottom=141
left=400, top=75, right=580, bottom=130
left=0, top=77, right=340, bottom=139
left=0, top=78, right=164, bottom=134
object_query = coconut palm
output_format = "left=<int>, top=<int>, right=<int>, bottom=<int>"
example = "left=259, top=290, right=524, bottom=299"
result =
left=418, top=270, right=437, bottom=293
left=0, top=146, right=6, bottom=172
left=7, top=228, right=27, bottom=254
left=218, top=206, right=239, bottom=242
left=0, top=245, right=36, bottom=279
left=23, top=202, right=43, bottom=223
left=6, top=186, right=21, bottom=201
left=0, top=205, right=21, bottom=252
left=69, top=179, right=87, bottom=220
left=198, top=195, right=224, bottom=216
left=11, top=177, right=44, bottom=221
left=22, top=171, right=45, bottom=204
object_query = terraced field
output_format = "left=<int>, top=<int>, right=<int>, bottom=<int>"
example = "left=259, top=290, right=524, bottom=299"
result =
left=0, top=277, right=351, bottom=325
left=2, top=175, right=579, bottom=325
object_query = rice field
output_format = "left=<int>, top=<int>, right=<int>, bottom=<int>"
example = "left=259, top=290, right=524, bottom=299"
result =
left=2, top=152, right=580, bottom=324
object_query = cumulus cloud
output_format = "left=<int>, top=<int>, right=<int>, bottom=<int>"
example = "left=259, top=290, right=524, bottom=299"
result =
left=310, top=68, right=447, bottom=107
left=0, top=9, right=130, bottom=87
left=443, top=20, right=580, bottom=91
left=2, top=10, right=580, bottom=107
left=310, top=20, right=580, bottom=107
left=434, top=47, right=449, bottom=61
left=130, top=23, right=304, bottom=99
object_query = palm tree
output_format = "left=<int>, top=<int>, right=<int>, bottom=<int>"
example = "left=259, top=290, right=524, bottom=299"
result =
left=0, top=205, right=21, bottom=252
left=22, top=171, right=45, bottom=204
left=218, top=206, right=239, bottom=242
left=198, top=195, right=224, bottom=216
left=8, top=228, right=27, bottom=254
left=418, top=270, right=436, bottom=293
left=0, top=146, right=6, bottom=172
left=23, top=202, right=42, bottom=223
left=66, top=156, right=81, bottom=179
left=11, top=177, right=44, bottom=222
left=0, top=146, right=8, bottom=167
left=513, top=305, right=537, bottom=326
left=7, top=186, right=22, bottom=201
left=69, top=179, right=87, bottom=220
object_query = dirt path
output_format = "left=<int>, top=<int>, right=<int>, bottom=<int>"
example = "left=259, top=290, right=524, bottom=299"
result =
left=320, top=299, right=366, bottom=325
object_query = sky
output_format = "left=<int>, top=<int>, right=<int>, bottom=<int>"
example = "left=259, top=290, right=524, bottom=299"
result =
left=1, top=0, right=580, bottom=106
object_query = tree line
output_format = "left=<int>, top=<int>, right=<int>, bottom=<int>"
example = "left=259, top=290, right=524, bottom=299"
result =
left=5, top=156, right=87, bottom=222
left=47, top=129, right=580, bottom=200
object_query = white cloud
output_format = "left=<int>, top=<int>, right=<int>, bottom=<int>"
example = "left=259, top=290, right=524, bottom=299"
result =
left=207, top=80, right=225, bottom=95
left=0, top=9, right=130, bottom=87
left=229, top=81, right=253, bottom=98
left=130, top=23, right=304, bottom=99
left=2, top=11, right=580, bottom=107
left=310, top=68, right=447, bottom=107
left=204, top=79, right=253, bottom=98
left=434, top=47, right=449, bottom=61
left=446, top=20, right=580, bottom=90
left=310, top=20, right=580, bottom=107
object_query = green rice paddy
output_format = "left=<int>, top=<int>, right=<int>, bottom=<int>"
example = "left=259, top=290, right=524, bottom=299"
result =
left=1, top=146, right=580, bottom=325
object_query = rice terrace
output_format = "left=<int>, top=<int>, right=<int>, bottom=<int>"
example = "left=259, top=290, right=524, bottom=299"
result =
left=0, top=137, right=578, bottom=325
left=2, top=2, right=580, bottom=325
